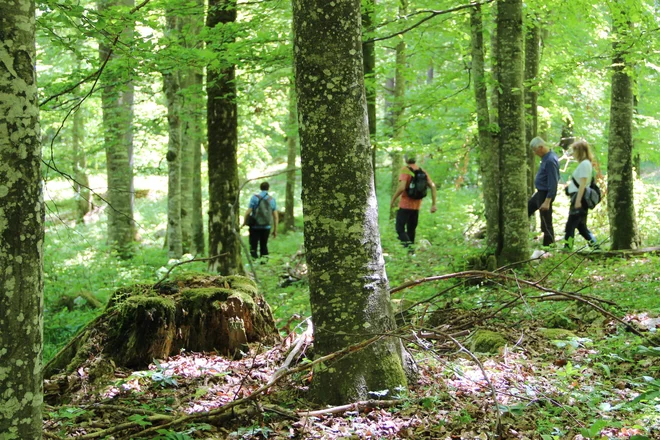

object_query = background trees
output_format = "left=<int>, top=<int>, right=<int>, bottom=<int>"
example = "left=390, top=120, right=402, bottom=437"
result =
left=25, top=0, right=660, bottom=423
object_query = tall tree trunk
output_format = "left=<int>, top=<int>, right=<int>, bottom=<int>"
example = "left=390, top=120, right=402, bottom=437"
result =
left=496, top=0, right=529, bottom=264
left=524, top=16, right=540, bottom=199
left=284, top=81, right=297, bottom=233
left=164, top=70, right=183, bottom=258
left=164, top=11, right=183, bottom=259
left=207, top=0, right=242, bottom=274
left=362, top=0, right=377, bottom=177
left=192, top=105, right=205, bottom=255
left=180, top=0, right=205, bottom=254
left=72, top=106, right=91, bottom=222
left=470, top=5, right=498, bottom=251
left=293, top=0, right=410, bottom=404
left=0, top=1, right=44, bottom=436
left=99, top=0, right=135, bottom=257
left=489, top=1, right=499, bottom=129
left=389, top=0, right=407, bottom=219
left=607, top=17, right=640, bottom=250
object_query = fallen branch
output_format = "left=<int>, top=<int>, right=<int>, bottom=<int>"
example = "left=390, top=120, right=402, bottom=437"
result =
left=390, top=270, right=648, bottom=340
left=298, top=399, right=401, bottom=417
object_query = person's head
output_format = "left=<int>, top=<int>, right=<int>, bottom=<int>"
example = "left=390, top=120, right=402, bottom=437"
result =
left=529, top=137, right=547, bottom=157
left=260, top=182, right=270, bottom=191
left=570, top=140, right=594, bottom=163
left=404, top=151, right=416, bottom=164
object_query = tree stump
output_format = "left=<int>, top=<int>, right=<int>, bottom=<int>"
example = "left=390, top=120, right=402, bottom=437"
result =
left=44, top=274, right=280, bottom=378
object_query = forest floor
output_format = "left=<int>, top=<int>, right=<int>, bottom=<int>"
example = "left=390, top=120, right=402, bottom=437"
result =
left=41, top=174, right=660, bottom=439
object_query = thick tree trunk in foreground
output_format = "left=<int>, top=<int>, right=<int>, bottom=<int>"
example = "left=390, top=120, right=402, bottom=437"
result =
left=293, top=0, right=409, bottom=404
left=99, top=0, right=136, bottom=257
left=0, top=2, right=44, bottom=436
left=284, top=81, right=297, bottom=233
left=207, top=0, right=242, bottom=273
left=524, top=17, right=540, bottom=199
left=470, top=5, right=498, bottom=251
left=607, top=18, right=640, bottom=250
left=72, top=106, right=91, bottom=221
left=496, top=0, right=529, bottom=264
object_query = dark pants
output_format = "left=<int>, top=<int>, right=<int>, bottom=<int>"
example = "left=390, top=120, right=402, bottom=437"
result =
left=528, top=190, right=555, bottom=246
left=395, top=208, right=420, bottom=246
left=249, top=228, right=270, bottom=259
left=564, top=198, right=595, bottom=248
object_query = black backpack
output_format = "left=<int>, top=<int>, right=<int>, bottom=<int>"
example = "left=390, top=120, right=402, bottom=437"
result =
left=406, top=166, right=428, bottom=200
left=572, top=176, right=601, bottom=209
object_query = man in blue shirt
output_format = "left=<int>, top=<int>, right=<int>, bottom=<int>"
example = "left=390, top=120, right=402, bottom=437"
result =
left=528, top=137, right=560, bottom=247
left=242, top=182, right=278, bottom=259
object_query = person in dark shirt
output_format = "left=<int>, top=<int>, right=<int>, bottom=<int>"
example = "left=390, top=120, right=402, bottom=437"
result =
left=528, top=137, right=560, bottom=247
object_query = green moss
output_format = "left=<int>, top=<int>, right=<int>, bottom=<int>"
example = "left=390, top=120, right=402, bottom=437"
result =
left=538, top=328, right=577, bottom=340
left=469, top=330, right=507, bottom=353
left=117, top=295, right=176, bottom=318
left=180, top=287, right=256, bottom=309
left=545, top=313, right=578, bottom=330
left=224, top=275, right=259, bottom=296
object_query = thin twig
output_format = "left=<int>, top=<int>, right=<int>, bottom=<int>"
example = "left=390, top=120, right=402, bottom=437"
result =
left=370, top=0, right=496, bottom=43
left=422, top=327, right=502, bottom=437
left=154, top=254, right=228, bottom=288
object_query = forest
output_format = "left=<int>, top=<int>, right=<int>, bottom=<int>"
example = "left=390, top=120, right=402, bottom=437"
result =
left=1, top=0, right=660, bottom=438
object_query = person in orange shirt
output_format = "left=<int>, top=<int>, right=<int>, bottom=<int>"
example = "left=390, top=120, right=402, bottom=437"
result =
left=390, top=152, right=438, bottom=247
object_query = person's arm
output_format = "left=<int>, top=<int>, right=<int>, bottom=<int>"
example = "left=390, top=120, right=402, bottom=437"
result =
left=243, top=208, right=252, bottom=227
left=428, top=176, right=438, bottom=213
left=541, top=158, right=559, bottom=211
left=574, top=177, right=587, bottom=209
left=391, top=179, right=407, bottom=207
left=272, top=210, right=278, bottom=237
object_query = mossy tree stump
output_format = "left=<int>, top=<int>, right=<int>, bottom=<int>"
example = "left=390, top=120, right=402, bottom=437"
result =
left=45, top=274, right=279, bottom=377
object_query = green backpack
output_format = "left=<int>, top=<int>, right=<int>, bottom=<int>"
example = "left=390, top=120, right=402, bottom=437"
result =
left=252, top=195, right=273, bottom=226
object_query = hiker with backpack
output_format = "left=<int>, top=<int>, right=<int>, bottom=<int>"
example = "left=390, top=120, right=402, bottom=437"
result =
left=564, top=140, right=599, bottom=249
left=243, top=181, right=278, bottom=259
left=390, top=152, right=437, bottom=247
left=528, top=137, right=560, bottom=247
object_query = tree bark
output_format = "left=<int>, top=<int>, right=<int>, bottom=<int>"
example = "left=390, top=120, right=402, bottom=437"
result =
left=180, top=0, right=205, bottom=255
left=207, top=0, right=242, bottom=274
left=470, top=4, right=498, bottom=251
left=99, top=0, right=136, bottom=257
left=72, top=106, right=91, bottom=222
left=362, top=0, right=377, bottom=177
left=284, top=80, right=297, bottom=233
left=524, top=16, right=540, bottom=199
left=496, top=0, right=529, bottom=264
left=192, top=112, right=205, bottom=255
left=607, top=16, right=640, bottom=250
left=164, top=13, right=183, bottom=259
left=0, top=1, right=44, bottom=436
left=389, top=0, right=407, bottom=220
left=293, top=0, right=410, bottom=404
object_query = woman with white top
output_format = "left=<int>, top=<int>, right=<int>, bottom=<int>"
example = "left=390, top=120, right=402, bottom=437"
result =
left=564, top=140, right=598, bottom=249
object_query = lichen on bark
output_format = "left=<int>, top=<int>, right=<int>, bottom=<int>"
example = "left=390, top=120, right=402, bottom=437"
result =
left=293, top=0, right=410, bottom=404
left=0, top=0, right=44, bottom=437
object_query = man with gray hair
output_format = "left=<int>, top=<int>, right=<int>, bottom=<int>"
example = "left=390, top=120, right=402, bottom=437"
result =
left=528, top=137, right=560, bottom=247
